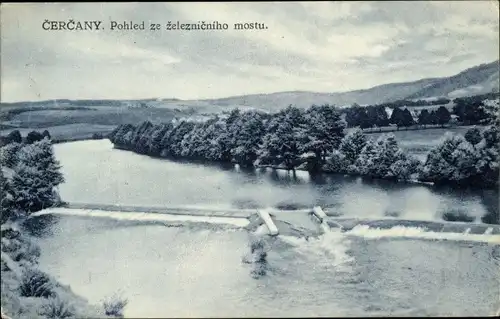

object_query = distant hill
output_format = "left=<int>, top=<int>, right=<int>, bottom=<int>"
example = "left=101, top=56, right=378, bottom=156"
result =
left=195, top=60, right=499, bottom=112
left=1, top=60, right=498, bottom=114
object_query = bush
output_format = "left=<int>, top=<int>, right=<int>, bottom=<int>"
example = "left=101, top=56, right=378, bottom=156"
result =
left=40, top=296, right=75, bottom=319
left=324, top=150, right=348, bottom=173
left=19, top=269, right=55, bottom=298
left=0, top=143, right=23, bottom=168
left=103, top=294, right=128, bottom=318
left=92, top=133, right=104, bottom=140
left=26, top=131, right=44, bottom=144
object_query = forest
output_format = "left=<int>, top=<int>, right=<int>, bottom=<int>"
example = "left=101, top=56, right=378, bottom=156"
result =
left=108, top=104, right=499, bottom=189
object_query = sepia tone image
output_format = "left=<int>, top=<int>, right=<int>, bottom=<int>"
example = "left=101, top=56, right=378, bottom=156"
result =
left=1, top=1, right=499, bottom=318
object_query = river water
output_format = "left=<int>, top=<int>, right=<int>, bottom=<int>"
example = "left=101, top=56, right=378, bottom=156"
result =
left=34, top=140, right=500, bottom=317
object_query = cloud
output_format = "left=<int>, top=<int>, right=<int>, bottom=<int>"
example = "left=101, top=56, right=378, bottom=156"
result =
left=0, top=1, right=498, bottom=102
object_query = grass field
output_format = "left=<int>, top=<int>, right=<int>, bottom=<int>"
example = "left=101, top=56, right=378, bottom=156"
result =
left=367, top=125, right=479, bottom=161
left=6, top=107, right=179, bottom=128
left=0, top=124, right=117, bottom=142
left=0, top=104, right=185, bottom=142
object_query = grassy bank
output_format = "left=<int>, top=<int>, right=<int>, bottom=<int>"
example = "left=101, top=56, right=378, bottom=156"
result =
left=1, top=221, right=125, bottom=319
left=1, top=137, right=128, bottom=318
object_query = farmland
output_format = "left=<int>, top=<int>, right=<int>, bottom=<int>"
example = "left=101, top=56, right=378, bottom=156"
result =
left=0, top=103, right=187, bottom=142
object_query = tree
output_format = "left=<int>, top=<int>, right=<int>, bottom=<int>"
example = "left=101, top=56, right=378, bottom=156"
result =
left=6, top=130, right=22, bottom=144
left=231, top=111, right=266, bottom=167
left=0, top=142, right=23, bottom=168
left=17, top=139, right=64, bottom=187
left=10, top=163, right=57, bottom=212
left=26, top=131, right=44, bottom=144
left=452, top=97, right=488, bottom=125
left=42, top=130, right=51, bottom=140
left=428, top=110, right=439, bottom=125
left=259, top=106, right=306, bottom=172
left=475, top=124, right=499, bottom=187
left=339, top=128, right=367, bottom=165
left=148, top=124, right=172, bottom=155
left=302, top=104, right=346, bottom=171
left=418, top=109, right=431, bottom=127
left=372, top=105, right=389, bottom=127
left=345, top=106, right=359, bottom=127
left=345, top=105, right=368, bottom=128
left=435, top=106, right=451, bottom=127
left=464, top=127, right=482, bottom=146
left=389, top=107, right=405, bottom=129
left=401, top=109, right=415, bottom=128
left=420, top=133, right=479, bottom=185
left=0, top=171, right=14, bottom=223
left=355, top=138, right=378, bottom=176
left=358, top=109, right=371, bottom=129
left=354, top=134, right=418, bottom=180
left=10, top=139, right=64, bottom=212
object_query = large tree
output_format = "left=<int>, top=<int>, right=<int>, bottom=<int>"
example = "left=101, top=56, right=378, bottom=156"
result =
left=418, top=109, right=431, bottom=126
left=389, top=107, right=405, bottom=129
left=10, top=139, right=64, bottom=212
left=435, top=106, right=451, bottom=127
left=302, top=104, right=346, bottom=170
left=259, top=106, right=306, bottom=172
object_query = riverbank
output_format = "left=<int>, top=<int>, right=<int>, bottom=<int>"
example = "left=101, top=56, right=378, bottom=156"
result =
left=1, top=221, right=115, bottom=319
left=0, top=138, right=126, bottom=319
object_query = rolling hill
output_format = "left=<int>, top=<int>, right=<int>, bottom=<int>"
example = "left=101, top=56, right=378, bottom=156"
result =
left=196, top=60, right=499, bottom=112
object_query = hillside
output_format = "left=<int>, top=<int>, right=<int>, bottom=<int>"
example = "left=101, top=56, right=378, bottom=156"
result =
left=198, top=60, right=499, bottom=111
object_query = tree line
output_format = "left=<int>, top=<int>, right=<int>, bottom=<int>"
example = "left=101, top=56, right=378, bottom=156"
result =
left=343, top=92, right=499, bottom=129
left=0, top=130, right=51, bottom=147
left=109, top=104, right=499, bottom=188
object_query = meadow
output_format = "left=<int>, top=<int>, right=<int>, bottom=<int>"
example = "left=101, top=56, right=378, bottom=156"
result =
left=366, top=125, right=478, bottom=160
left=0, top=104, right=184, bottom=142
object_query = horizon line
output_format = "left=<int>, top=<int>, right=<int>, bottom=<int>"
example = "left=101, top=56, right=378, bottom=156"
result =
left=1, top=59, right=498, bottom=105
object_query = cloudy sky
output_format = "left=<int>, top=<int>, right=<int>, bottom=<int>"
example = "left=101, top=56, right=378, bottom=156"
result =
left=1, top=1, right=499, bottom=102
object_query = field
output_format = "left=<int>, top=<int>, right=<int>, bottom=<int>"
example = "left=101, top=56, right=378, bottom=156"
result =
left=0, top=124, right=117, bottom=142
left=0, top=104, right=187, bottom=142
left=366, top=126, right=477, bottom=161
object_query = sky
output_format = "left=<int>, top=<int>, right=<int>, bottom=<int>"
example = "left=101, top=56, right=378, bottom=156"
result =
left=1, top=1, right=499, bottom=102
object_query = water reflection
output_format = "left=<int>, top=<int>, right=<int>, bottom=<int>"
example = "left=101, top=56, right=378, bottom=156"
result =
left=54, top=140, right=499, bottom=225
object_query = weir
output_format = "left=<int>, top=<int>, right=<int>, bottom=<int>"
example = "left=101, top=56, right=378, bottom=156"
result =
left=31, top=203, right=500, bottom=243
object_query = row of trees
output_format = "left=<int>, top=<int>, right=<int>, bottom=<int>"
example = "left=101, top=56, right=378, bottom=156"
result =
left=110, top=105, right=347, bottom=172
left=324, top=130, right=421, bottom=181
left=0, top=130, right=51, bottom=147
left=109, top=104, right=499, bottom=188
left=1, top=136, right=64, bottom=221
left=372, top=98, right=451, bottom=109
left=342, top=105, right=454, bottom=129
left=343, top=92, right=499, bottom=129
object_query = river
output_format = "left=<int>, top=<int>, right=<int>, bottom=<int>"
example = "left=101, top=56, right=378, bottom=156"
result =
left=33, top=140, right=499, bottom=317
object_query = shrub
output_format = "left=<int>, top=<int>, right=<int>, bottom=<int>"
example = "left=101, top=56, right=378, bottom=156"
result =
left=103, top=294, right=128, bottom=318
left=92, top=133, right=104, bottom=140
left=19, top=269, right=55, bottom=298
left=324, top=150, right=348, bottom=173
left=40, top=296, right=75, bottom=319
left=0, top=142, right=23, bottom=168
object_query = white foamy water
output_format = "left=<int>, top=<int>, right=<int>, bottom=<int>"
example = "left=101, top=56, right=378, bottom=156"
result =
left=279, top=228, right=354, bottom=270
left=33, top=208, right=250, bottom=228
left=346, top=225, right=500, bottom=244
